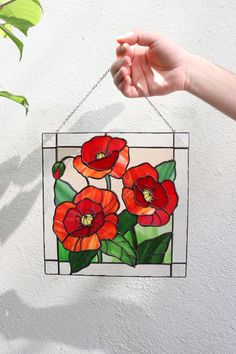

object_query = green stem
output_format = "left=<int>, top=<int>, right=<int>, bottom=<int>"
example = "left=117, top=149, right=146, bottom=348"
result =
left=97, top=250, right=103, bottom=263
left=130, top=227, right=138, bottom=262
left=105, top=174, right=111, bottom=190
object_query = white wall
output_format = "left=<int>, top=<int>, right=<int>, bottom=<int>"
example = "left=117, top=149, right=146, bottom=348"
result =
left=0, top=1, right=235, bottom=353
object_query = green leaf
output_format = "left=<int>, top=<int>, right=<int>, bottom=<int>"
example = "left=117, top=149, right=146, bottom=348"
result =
left=112, top=210, right=138, bottom=260
left=0, top=23, right=23, bottom=59
left=0, top=90, right=28, bottom=113
left=138, top=232, right=172, bottom=264
left=156, top=160, right=176, bottom=183
left=58, top=241, right=69, bottom=261
left=0, top=23, right=12, bottom=37
left=69, top=250, right=98, bottom=273
left=0, top=0, right=43, bottom=35
left=54, top=179, right=76, bottom=206
left=117, top=210, right=137, bottom=235
left=135, top=218, right=172, bottom=244
left=123, top=228, right=137, bottom=251
left=163, top=250, right=171, bottom=264
left=100, top=234, right=137, bottom=267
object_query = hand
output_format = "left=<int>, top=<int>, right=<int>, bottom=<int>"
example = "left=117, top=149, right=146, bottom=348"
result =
left=111, top=29, right=190, bottom=98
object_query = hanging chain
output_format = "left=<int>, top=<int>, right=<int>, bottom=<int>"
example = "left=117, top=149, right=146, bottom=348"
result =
left=56, top=67, right=174, bottom=133
left=56, top=68, right=111, bottom=133
left=144, top=96, right=175, bottom=133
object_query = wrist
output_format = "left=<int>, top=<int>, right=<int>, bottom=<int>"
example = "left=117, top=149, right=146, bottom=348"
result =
left=183, top=53, right=214, bottom=94
left=183, top=52, right=198, bottom=92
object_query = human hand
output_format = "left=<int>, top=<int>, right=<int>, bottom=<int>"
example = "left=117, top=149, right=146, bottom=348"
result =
left=111, top=30, right=190, bottom=98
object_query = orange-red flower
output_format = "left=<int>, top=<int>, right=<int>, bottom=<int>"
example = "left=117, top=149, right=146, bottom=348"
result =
left=122, top=163, right=178, bottom=226
left=73, top=135, right=129, bottom=179
left=53, top=186, right=119, bottom=252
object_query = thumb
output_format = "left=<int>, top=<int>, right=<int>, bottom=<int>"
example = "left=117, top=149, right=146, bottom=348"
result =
left=116, top=30, right=160, bottom=46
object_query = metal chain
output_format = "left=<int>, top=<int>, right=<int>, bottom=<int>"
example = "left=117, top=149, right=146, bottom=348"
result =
left=56, top=68, right=111, bottom=132
left=56, top=67, right=174, bottom=133
left=144, top=96, right=175, bottom=133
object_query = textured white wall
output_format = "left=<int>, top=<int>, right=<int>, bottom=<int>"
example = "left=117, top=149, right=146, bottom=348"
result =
left=0, top=1, right=236, bottom=353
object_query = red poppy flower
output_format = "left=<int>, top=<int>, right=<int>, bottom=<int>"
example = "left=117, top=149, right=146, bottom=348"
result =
left=73, top=135, right=129, bottom=179
left=122, top=163, right=178, bottom=226
left=53, top=186, right=119, bottom=252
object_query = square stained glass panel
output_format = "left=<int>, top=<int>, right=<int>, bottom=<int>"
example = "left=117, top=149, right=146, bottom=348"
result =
left=42, top=132, right=189, bottom=277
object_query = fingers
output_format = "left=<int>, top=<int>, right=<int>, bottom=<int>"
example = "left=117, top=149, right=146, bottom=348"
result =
left=112, top=67, right=140, bottom=98
left=113, top=66, right=129, bottom=87
left=111, top=56, right=131, bottom=94
left=111, top=61, right=139, bottom=98
left=116, top=29, right=160, bottom=47
left=111, top=50, right=131, bottom=93
left=116, top=43, right=130, bottom=59
left=110, top=56, right=131, bottom=77
left=118, top=76, right=139, bottom=98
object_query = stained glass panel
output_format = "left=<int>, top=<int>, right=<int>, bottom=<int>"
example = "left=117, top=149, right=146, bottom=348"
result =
left=42, top=132, right=189, bottom=277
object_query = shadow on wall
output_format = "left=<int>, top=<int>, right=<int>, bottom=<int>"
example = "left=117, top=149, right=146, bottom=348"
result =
left=0, top=289, right=154, bottom=352
left=0, top=103, right=124, bottom=244
left=0, top=101, right=160, bottom=353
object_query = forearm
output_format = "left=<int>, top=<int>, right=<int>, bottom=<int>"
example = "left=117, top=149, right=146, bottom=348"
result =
left=185, top=54, right=236, bottom=120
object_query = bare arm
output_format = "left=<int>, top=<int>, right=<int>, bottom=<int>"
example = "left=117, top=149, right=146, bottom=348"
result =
left=185, top=54, right=236, bottom=119
left=111, top=30, right=236, bottom=120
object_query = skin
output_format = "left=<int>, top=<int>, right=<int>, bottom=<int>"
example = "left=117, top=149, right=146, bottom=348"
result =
left=111, top=30, right=236, bottom=120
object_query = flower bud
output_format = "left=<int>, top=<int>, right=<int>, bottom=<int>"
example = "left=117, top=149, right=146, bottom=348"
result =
left=52, top=161, right=66, bottom=180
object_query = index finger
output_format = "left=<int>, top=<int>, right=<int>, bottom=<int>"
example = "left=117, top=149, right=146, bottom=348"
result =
left=116, top=43, right=130, bottom=59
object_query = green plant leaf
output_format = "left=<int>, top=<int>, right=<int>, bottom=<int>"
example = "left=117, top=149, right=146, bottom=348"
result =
left=138, top=232, right=172, bottom=264
left=0, top=23, right=23, bottom=59
left=113, top=210, right=138, bottom=258
left=163, top=250, right=171, bottom=264
left=156, top=160, right=176, bottom=183
left=123, top=228, right=138, bottom=251
left=100, top=234, right=137, bottom=267
left=117, top=210, right=137, bottom=235
left=0, top=23, right=12, bottom=37
left=0, top=90, right=28, bottom=113
left=0, top=0, right=43, bottom=35
left=135, top=218, right=172, bottom=244
left=69, top=250, right=98, bottom=273
left=54, top=179, right=76, bottom=206
left=58, top=241, right=69, bottom=261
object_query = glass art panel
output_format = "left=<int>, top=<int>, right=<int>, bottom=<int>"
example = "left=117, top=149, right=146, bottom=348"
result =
left=42, top=132, right=189, bottom=277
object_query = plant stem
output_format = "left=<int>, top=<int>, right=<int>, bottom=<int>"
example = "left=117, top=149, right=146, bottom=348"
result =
left=105, top=174, right=111, bottom=190
left=130, top=227, right=138, bottom=261
left=97, top=250, right=103, bottom=263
